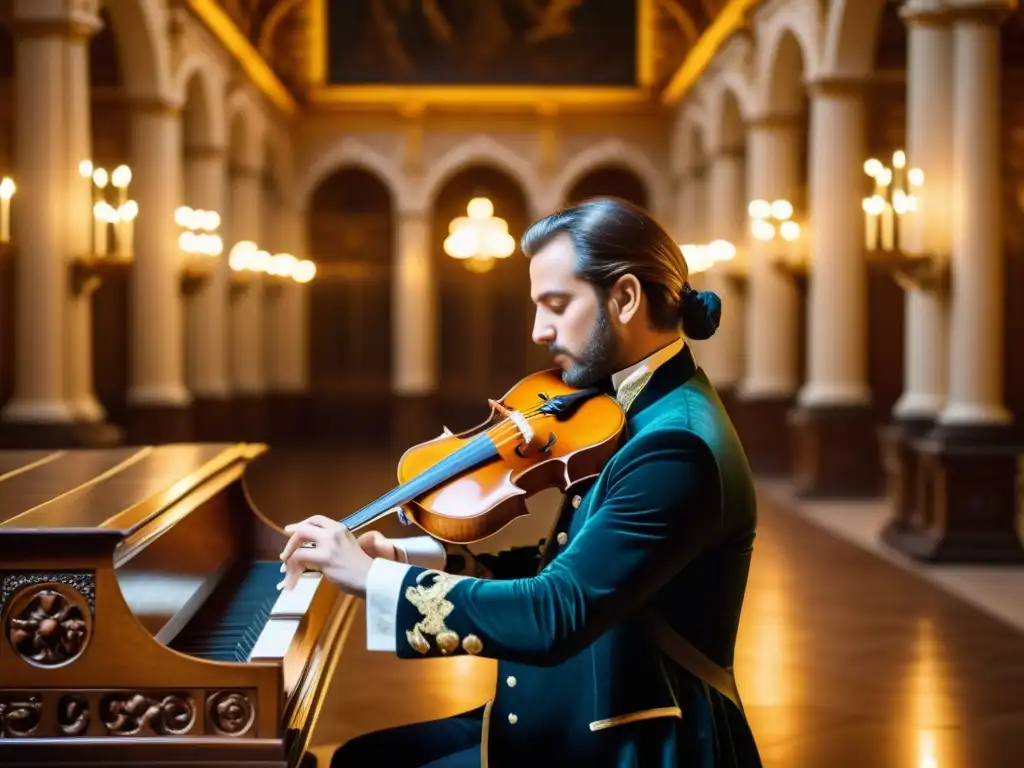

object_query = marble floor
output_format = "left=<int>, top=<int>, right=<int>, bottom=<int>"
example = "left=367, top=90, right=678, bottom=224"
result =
left=247, top=448, right=1024, bottom=768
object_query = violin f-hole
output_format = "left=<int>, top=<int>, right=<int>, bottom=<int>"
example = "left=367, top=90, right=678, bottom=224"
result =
left=514, top=432, right=557, bottom=458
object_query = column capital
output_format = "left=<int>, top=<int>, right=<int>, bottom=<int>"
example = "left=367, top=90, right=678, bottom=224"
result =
left=944, top=1, right=1015, bottom=25
left=805, top=76, right=870, bottom=99
left=709, top=145, right=745, bottom=163
left=900, top=1, right=953, bottom=27
left=184, top=145, right=227, bottom=161
left=12, top=0, right=102, bottom=38
left=744, top=112, right=802, bottom=131
left=130, top=98, right=182, bottom=118
left=229, top=163, right=263, bottom=180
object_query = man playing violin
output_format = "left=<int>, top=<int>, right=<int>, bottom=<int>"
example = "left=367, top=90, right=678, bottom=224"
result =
left=280, top=197, right=762, bottom=768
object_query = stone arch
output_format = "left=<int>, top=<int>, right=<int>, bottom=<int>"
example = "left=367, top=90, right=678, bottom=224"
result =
left=225, top=88, right=267, bottom=172
left=418, top=135, right=541, bottom=218
left=550, top=138, right=668, bottom=220
left=822, top=0, right=888, bottom=77
left=706, top=80, right=747, bottom=154
left=754, top=4, right=822, bottom=115
left=291, top=137, right=403, bottom=214
left=175, top=53, right=226, bottom=151
left=103, top=0, right=173, bottom=102
left=673, top=106, right=709, bottom=176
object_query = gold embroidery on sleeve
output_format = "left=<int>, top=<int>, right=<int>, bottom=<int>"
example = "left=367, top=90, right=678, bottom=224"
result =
left=403, top=569, right=467, bottom=654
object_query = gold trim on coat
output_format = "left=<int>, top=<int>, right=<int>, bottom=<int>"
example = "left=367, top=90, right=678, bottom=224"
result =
left=480, top=699, right=494, bottom=768
left=588, top=706, right=682, bottom=732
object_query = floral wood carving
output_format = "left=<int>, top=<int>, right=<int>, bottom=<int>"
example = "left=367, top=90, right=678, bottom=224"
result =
left=207, top=691, right=255, bottom=736
left=7, top=585, right=91, bottom=667
left=57, top=694, right=91, bottom=736
left=99, top=693, right=196, bottom=736
left=0, top=695, right=42, bottom=737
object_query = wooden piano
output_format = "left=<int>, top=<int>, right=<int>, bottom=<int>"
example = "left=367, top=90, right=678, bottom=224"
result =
left=0, top=443, right=357, bottom=767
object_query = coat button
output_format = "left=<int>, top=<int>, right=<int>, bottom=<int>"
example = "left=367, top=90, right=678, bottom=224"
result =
left=556, top=532, right=568, bottom=546
left=508, top=713, right=518, bottom=725
left=571, top=495, right=582, bottom=508
left=506, top=675, right=517, bottom=687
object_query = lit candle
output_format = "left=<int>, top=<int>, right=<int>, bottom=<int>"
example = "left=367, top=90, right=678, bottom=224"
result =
left=93, top=202, right=113, bottom=256
left=0, top=177, right=15, bottom=243
left=118, top=200, right=138, bottom=258
left=881, top=203, right=894, bottom=252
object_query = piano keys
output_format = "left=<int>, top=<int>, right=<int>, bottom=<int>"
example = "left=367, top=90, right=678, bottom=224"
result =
left=0, top=443, right=358, bottom=767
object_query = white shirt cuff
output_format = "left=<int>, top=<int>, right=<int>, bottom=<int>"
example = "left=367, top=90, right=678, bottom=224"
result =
left=393, top=535, right=447, bottom=570
left=365, top=557, right=412, bottom=652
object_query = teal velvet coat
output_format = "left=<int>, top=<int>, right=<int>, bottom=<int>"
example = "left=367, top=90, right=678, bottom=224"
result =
left=393, top=344, right=762, bottom=768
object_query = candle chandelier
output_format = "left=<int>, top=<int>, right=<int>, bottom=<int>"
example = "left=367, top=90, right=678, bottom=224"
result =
left=443, top=196, right=516, bottom=274
left=861, top=150, right=943, bottom=292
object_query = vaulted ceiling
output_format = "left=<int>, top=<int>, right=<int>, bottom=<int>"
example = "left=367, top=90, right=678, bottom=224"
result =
left=215, top=0, right=732, bottom=99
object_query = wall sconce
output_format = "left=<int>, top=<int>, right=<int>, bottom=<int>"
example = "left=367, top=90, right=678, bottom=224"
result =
left=228, top=240, right=315, bottom=298
left=80, top=160, right=136, bottom=261
left=176, top=206, right=223, bottom=295
left=748, top=198, right=806, bottom=280
left=861, top=150, right=945, bottom=292
left=443, top=196, right=516, bottom=274
left=0, top=176, right=16, bottom=244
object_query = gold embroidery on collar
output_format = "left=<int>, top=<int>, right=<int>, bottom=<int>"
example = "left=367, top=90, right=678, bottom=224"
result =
left=616, top=369, right=653, bottom=413
left=404, top=569, right=467, bottom=654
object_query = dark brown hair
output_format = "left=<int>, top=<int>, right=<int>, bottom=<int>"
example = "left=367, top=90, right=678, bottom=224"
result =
left=521, top=196, right=720, bottom=339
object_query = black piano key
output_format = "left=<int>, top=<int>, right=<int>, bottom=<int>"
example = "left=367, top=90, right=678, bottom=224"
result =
left=169, top=560, right=284, bottom=662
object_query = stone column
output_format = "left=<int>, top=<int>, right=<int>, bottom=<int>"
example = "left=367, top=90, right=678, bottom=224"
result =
left=892, top=0, right=953, bottom=426
left=128, top=100, right=192, bottom=442
left=880, top=0, right=954, bottom=538
left=890, top=0, right=1022, bottom=564
left=183, top=145, right=231, bottom=439
left=390, top=208, right=437, bottom=447
left=270, top=205, right=309, bottom=395
left=1, top=2, right=86, bottom=445
left=227, top=162, right=267, bottom=440
left=938, top=4, right=1011, bottom=431
left=63, top=8, right=111, bottom=440
left=789, top=78, right=879, bottom=498
left=736, top=114, right=803, bottom=474
left=703, top=143, right=747, bottom=399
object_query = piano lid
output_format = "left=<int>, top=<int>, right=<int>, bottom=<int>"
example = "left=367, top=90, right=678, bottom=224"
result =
left=0, top=443, right=266, bottom=532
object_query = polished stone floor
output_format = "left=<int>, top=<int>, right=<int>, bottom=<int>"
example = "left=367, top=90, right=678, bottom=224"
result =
left=247, top=447, right=1024, bottom=768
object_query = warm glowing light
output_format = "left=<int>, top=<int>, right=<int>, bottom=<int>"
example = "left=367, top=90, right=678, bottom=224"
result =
left=862, top=148, right=923, bottom=254
left=751, top=219, right=776, bottom=241
left=111, top=165, right=132, bottom=189
left=293, top=259, right=317, bottom=283
left=79, top=160, right=94, bottom=179
left=779, top=220, right=800, bottom=242
left=92, top=168, right=109, bottom=188
left=118, top=200, right=138, bottom=222
left=770, top=199, right=793, bottom=221
left=229, top=240, right=258, bottom=271
left=747, top=199, right=771, bottom=220
left=0, top=177, right=15, bottom=200
left=268, top=253, right=298, bottom=278
left=444, top=196, right=516, bottom=271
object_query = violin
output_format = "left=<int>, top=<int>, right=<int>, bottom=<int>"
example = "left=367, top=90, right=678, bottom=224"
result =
left=337, top=369, right=626, bottom=544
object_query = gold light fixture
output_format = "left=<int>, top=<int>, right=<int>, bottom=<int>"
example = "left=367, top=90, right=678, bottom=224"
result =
left=0, top=176, right=16, bottom=244
left=748, top=198, right=805, bottom=278
left=861, top=150, right=944, bottom=292
left=228, top=240, right=316, bottom=291
left=81, top=160, right=136, bottom=260
left=443, top=196, right=516, bottom=274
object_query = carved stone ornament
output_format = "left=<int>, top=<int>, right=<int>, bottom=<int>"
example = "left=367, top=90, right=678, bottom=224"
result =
left=57, top=694, right=91, bottom=736
left=207, top=691, right=255, bottom=736
left=0, top=695, right=43, bottom=738
left=99, top=693, right=196, bottom=736
left=6, top=583, right=92, bottom=667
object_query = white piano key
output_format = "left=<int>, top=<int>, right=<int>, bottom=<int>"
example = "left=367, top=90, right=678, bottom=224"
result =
left=248, top=618, right=300, bottom=660
left=270, top=572, right=322, bottom=618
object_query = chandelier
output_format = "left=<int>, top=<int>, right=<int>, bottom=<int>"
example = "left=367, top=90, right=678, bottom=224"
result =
left=443, top=196, right=516, bottom=274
